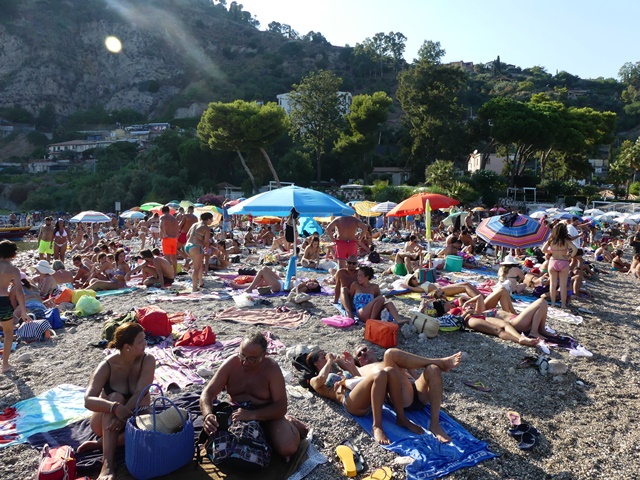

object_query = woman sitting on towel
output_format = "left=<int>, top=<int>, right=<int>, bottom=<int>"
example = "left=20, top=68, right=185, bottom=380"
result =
left=347, top=266, right=407, bottom=324
left=301, top=236, right=321, bottom=268
left=79, top=322, right=155, bottom=480
left=230, top=266, right=321, bottom=294
left=87, top=248, right=130, bottom=292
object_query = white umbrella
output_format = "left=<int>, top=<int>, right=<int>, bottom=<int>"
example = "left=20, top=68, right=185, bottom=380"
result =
left=546, top=207, right=559, bottom=213
left=120, top=210, right=146, bottom=219
left=371, top=201, right=398, bottom=213
left=583, top=208, right=605, bottom=215
left=530, top=210, right=547, bottom=219
left=613, top=216, right=638, bottom=225
left=606, top=211, right=624, bottom=216
left=628, top=213, right=640, bottom=221
left=70, top=211, right=111, bottom=223
left=565, top=206, right=583, bottom=212
left=594, top=214, right=616, bottom=222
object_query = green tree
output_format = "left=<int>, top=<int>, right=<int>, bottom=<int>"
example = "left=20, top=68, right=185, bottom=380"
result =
left=415, top=40, right=445, bottom=64
left=425, top=159, right=455, bottom=189
left=610, top=138, right=640, bottom=194
left=288, top=70, right=347, bottom=182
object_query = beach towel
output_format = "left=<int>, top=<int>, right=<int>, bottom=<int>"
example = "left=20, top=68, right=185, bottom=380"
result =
left=148, top=292, right=232, bottom=303
left=211, top=307, right=310, bottom=330
left=95, top=287, right=139, bottom=297
left=349, top=404, right=496, bottom=480
left=0, top=384, right=90, bottom=448
left=145, top=345, right=206, bottom=390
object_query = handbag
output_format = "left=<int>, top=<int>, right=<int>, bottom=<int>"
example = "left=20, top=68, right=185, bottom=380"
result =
left=37, top=444, right=76, bottom=480
left=125, top=384, right=194, bottom=480
left=418, top=267, right=437, bottom=284
left=364, top=319, right=398, bottom=348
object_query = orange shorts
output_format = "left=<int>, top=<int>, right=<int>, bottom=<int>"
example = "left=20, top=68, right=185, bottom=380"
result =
left=162, top=237, right=178, bottom=255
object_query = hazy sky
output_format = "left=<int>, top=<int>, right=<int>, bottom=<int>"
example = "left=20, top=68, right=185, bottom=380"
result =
left=236, top=0, right=638, bottom=80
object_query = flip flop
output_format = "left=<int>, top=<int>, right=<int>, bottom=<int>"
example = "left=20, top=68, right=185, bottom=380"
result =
left=507, top=411, right=521, bottom=428
left=362, top=466, right=393, bottom=480
left=508, top=423, right=540, bottom=439
left=535, top=356, right=550, bottom=376
left=335, top=445, right=357, bottom=477
left=341, top=440, right=365, bottom=473
left=463, top=381, right=491, bottom=392
left=516, top=431, right=538, bottom=450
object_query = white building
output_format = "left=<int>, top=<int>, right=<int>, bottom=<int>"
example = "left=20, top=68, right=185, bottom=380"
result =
left=467, top=152, right=507, bottom=175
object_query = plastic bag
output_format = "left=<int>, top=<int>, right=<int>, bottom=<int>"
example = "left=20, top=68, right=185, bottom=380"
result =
left=75, top=295, right=103, bottom=317
left=232, top=293, right=255, bottom=308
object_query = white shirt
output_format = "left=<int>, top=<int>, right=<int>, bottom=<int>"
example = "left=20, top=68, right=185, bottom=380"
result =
left=567, top=223, right=582, bottom=249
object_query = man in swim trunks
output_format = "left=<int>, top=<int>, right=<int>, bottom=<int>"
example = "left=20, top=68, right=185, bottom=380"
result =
left=334, top=255, right=359, bottom=305
left=37, top=216, right=55, bottom=262
left=354, top=346, right=463, bottom=443
left=134, top=249, right=175, bottom=288
left=178, top=206, right=198, bottom=269
left=325, top=216, right=370, bottom=268
left=200, top=332, right=307, bottom=461
left=0, top=240, right=29, bottom=373
left=159, top=205, right=179, bottom=274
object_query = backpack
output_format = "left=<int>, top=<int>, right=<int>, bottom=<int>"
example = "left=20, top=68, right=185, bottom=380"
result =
left=292, top=352, right=315, bottom=390
left=45, top=308, right=64, bottom=330
left=101, top=309, right=138, bottom=342
left=136, top=306, right=171, bottom=337
left=367, top=251, right=381, bottom=263
left=37, top=444, right=76, bottom=480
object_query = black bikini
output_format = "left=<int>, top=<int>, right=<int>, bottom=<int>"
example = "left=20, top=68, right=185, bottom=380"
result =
left=103, top=354, right=146, bottom=402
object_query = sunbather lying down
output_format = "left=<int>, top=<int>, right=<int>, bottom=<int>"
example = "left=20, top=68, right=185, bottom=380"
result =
left=306, top=347, right=462, bottom=444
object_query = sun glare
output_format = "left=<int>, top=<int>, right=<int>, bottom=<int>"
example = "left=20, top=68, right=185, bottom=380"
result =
left=105, top=36, right=123, bottom=53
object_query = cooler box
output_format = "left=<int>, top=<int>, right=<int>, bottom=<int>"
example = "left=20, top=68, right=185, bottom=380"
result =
left=444, top=255, right=463, bottom=272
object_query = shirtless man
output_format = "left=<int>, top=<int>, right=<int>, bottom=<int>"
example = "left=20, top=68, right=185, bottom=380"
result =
left=334, top=254, right=359, bottom=308
left=355, top=347, right=462, bottom=443
left=132, top=249, right=175, bottom=288
left=37, top=216, right=55, bottom=262
left=159, top=206, right=179, bottom=273
left=200, top=332, right=306, bottom=460
left=0, top=240, right=29, bottom=373
left=72, top=255, right=91, bottom=289
left=270, top=231, right=290, bottom=252
left=259, top=226, right=275, bottom=247
left=395, top=235, right=423, bottom=274
left=325, top=216, right=370, bottom=268
left=178, top=206, right=198, bottom=269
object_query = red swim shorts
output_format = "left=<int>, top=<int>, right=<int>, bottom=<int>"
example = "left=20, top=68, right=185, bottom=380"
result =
left=334, top=239, right=358, bottom=260
left=178, top=232, right=187, bottom=245
left=162, top=237, right=178, bottom=255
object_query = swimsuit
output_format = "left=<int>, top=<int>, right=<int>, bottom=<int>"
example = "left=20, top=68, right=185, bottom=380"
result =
left=405, top=383, right=428, bottom=412
left=38, top=239, right=54, bottom=255
left=0, top=296, right=14, bottom=322
left=185, top=243, right=203, bottom=255
left=341, top=390, right=372, bottom=416
left=549, top=258, right=570, bottom=272
left=335, top=239, right=358, bottom=260
left=178, top=232, right=187, bottom=244
left=54, top=230, right=68, bottom=247
left=353, top=293, right=374, bottom=312
left=103, top=354, right=147, bottom=402
left=161, top=237, right=178, bottom=255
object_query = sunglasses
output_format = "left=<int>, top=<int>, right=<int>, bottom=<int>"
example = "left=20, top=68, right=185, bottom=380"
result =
left=347, top=261, right=358, bottom=265
left=356, top=347, right=368, bottom=358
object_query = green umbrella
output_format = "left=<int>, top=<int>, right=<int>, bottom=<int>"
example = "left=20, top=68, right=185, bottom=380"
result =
left=140, top=202, right=163, bottom=211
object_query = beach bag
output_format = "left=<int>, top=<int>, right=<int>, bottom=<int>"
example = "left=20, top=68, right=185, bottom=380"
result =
left=198, top=402, right=271, bottom=470
left=364, top=319, right=398, bottom=348
left=532, top=285, right=550, bottom=298
left=125, top=384, right=194, bottom=480
left=37, top=444, right=76, bottom=480
left=233, top=275, right=254, bottom=285
left=367, top=251, right=381, bottom=263
left=321, top=315, right=355, bottom=328
left=409, top=311, right=439, bottom=338
left=53, top=288, right=74, bottom=305
left=101, top=309, right=138, bottom=342
left=238, top=268, right=257, bottom=276
left=71, top=289, right=96, bottom=305
left=438, top=314, right=464, bottom=332
left=45, top=307, right=64, bottom=329
left=75, top=296, right=102, bottom=317
left=175, top=326, right=216, bottom=347
left=418, top=267, right=437, bottom=284
left=16, top=319, right=53, bottom=342
left=136, top=306, right=171, bottom=337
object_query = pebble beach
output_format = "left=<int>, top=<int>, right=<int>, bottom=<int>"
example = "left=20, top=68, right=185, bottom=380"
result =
left=1, top=238, right=639, bottom=480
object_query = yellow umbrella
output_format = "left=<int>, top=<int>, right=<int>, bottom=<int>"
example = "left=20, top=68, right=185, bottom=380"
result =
left=194, top=206, right=222, bottom=224
left=353, top=201, right=381, bottom=217
left=472, top=206, right=486, bottom=212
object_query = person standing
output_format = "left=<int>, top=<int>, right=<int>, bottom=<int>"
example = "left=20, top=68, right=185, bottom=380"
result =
left=53, top=218, right=69, bottom=263
left=178, top=206, right=198, bottom=269
left=1, top=241, right=29, bottom=373
left=159, top=205, right=179, bottom=273
left=37, top=216, right=55, bottom=262
left=325, top=215, right=370, bottom=268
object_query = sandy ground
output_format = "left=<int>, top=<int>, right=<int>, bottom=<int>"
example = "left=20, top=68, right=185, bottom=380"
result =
left=1, top=239, right=639, bottom=480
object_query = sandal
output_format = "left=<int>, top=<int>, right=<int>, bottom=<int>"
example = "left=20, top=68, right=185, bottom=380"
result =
left=516, top=431, right=538, bottom=450
left=463, top=381, right=491, bottom=392
left=363, top=466, right=393, bottom=480
left=340, top=440, right=365, bottom=473
left=335, top=445, right=357, bottom=477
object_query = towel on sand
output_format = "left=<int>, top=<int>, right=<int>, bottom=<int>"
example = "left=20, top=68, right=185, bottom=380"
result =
left=349, top=404, right=496, bottom=480
left=211, top=307, right=310, bottom=329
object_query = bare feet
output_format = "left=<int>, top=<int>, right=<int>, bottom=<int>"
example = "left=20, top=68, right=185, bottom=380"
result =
left=397, top=417, right=424, bottom=435
left=430, top=423, right=451, bottom=443
left=372, top=425, right=391, bottom=445
left=97, top=460, right=115, bottom=480
left=2, top=364, right=13, bottom=374
left=519, top=336, right=541, bottom=347
left=77, top=439, right=101, bottom=453
left=438, top=352, right=463, bottom=372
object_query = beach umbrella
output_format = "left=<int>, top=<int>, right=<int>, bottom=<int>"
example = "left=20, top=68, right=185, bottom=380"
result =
left=628, top=213, right=640, bottom=221
left=371, top=201, right=398, bottom=213
left=120, top=210, right=145, bottom=219
left=179, top=200, right=194, bottom=208
left=150, top=206, right=176, bottom=215
left=552, top=212, right=581, bottom=221
left=69, top=211, right=111, bottom=223
left=546, top=207, right=559, bottom=213
left=529, top=210, right=547, bottom=219
left=387, top=193, right=458, bottom=217
left=195, top=205, right=223, bottom=215
left=613, top=216, right=638, bottom=225
left=599, top=190, right=615, bottom=199
left=253, top=216, right=282, bottom=224
left=193, top=203, right=204, bottom=207
left=471, top=206, right=486, bottom=212
left=298, top=217, right=323, bottom=236
left=476, top=213, right=551, bottom=249
left=489, top=207, right=507, bottom=213
left=166, top=202, right=180, bottom=209
left=140, top=202, right=163, bottom=211
left=605, top=210, right=624, bottom=216
left=128, top=206, right=142, bottom=212
left=227, top=185, right=355, bottom=217
left=443, top=211, right=468, bottom=227
left=565, top=206, right=583, bottom=212
left=594, top=213, right=616, bottom=222
left=353, top=201, right=382, bottom=217
left=583, top=208, right=605, bottom=215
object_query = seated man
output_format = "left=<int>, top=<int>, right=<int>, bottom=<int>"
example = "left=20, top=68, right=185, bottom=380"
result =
left=131, top=249, right=175, bottom=287
left=200, top=332, right=306, bottom=460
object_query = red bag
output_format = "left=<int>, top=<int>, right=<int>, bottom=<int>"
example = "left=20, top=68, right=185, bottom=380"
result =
left=175, top=326, right=217, bottom=347
left=136, top=306, right=171, bottom=337
left=233, top=275, right=255, bottom=285
left=364, top=319, right=398, bottom=348
left=38, top=445, right=76, bottom=480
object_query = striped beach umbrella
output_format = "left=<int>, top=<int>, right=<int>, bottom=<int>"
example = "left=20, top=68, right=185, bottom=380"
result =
left=371, top=201, right=398, bottom=213
left=69, top=211, right=111, bottom=223
left=476, top=213, right=550, bottom=249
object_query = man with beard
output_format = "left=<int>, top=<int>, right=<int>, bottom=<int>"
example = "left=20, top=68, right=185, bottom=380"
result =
left=334, top=254, right=359, bottom=312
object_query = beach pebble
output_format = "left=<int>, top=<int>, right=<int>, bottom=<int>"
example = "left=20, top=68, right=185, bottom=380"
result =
left=548, top=360, right=568, bottom=375
left=621, top=355, right=629, bottom=363
left=67, top=327, right=77, bottom=334
left=552, top=375, right=566, bottom=383
left=576, top=380, right=585, bottom=386
left=16, top=353, right=32, bottom=363
left=394, top=456, right=415, bottom=465
left=461, top=351, right=469, bottom=360
left=196, top=367, right=214, bottom=377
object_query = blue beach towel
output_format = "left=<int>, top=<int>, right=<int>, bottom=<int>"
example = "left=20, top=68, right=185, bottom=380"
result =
left=95, top=286, right=139, bottom=297
left=350, top=404, right=496, bottom=479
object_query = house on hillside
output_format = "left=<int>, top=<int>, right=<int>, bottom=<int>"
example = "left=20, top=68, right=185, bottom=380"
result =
left=28, top=159, right=71, bottom=173
left=46, top=139, right=139, bottom=159
left=467, top=151, right=507, bottom=174
left=370, top=167, right=409, bottom=186
left=0, top=118, right=36, bottom=139
left=447, top=61, right=474, bottom=72
left=277, top=92, right=352, bottom=116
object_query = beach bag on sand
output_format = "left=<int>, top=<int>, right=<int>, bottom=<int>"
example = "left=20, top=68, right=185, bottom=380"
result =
left=197, top=402, right=271, bottom=470
left=137, top=306, right=171, bottom=337
left=102, top=309, right=138, bottom=342
left=175, top=326, right=216, bottom=347
left=71, top=289, right=96, bottom=305
left=45, top=307, right=64, bottom=329
left=75, top=296, right=102, bottom=317
left=364, top=319, right=398, bottom=348
left=37, top=444, right=76, bottom=480
left=53, top=288, right=74, bottom=305
left=16, top=319, right=53, bottom=342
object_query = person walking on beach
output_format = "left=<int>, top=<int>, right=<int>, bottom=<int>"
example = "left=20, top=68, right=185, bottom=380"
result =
left=37, top=216, right=55, bottom=262
left=159, top=205, right=179, bottom=274
left=0, top=240, right=29, bottom=373
left=325, top=215, right=370, bottom=268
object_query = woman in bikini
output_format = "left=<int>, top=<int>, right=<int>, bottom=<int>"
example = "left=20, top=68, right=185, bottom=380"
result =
left=53, top=219, right=69, bottom=262
left=541, top=223, right=576, bottom=309
left=148, top=213, right=160, bottom=247
left=88, top=248, right=130, bottom=291
left=301, top=236, right=321, bottom=268
left=349, top=266, right=406, bottom=323
left=498, top=255, right=527, bottom=294
left=185, top=212, right=213, bottom=292
left=230, top=266, right=321, bottom=294
left=611, top=249, right=631, bottom=273
left=79, top=322, right=155, bottom=480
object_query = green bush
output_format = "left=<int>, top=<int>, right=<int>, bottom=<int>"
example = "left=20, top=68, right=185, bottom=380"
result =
left=630, top=181, right=640, bottom=196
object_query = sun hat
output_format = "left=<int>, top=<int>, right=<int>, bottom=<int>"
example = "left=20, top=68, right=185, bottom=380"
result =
left=404, top=272, right=417, bottom=285
left=33, top=260, right=55, bottom=275
left=136, top=407, right=189, bottom=435
left=500, top=255, right=520, bottom=265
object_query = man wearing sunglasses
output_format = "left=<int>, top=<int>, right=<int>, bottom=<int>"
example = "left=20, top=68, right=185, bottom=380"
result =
left=353, top=346, right=462, bottom=443
left=200, top=332, right=306, bottom=461
left=333, top=254, right=359, bottom=305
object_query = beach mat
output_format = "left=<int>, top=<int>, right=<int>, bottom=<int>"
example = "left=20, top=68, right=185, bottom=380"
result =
left=95, top=287, right=139, bottom=297
left=350, top=404, right=496, bottom=479
left=211, top=307, right=310, bottom=329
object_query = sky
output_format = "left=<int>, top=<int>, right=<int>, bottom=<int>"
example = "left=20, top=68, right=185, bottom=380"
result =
left=235, top=0, right=639, bottom=80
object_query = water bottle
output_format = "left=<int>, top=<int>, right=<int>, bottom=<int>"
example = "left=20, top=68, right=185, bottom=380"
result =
left=381, top=310, right=390, bottom=322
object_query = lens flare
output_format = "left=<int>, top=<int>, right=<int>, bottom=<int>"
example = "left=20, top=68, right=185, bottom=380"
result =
left=105, top=36, right=122, bottom=53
